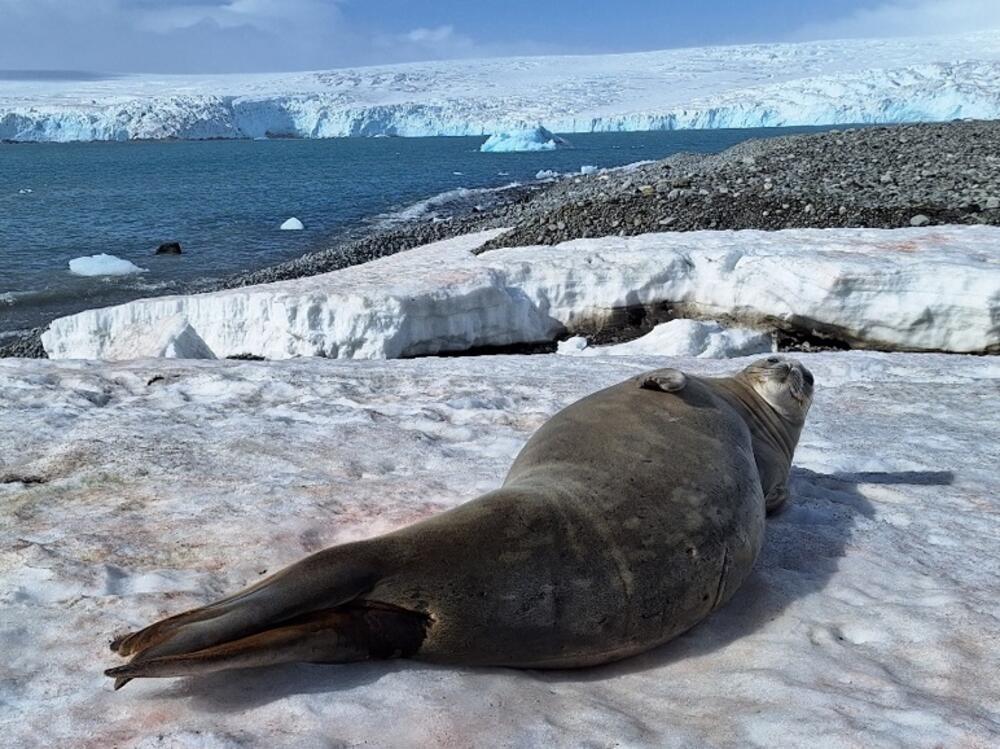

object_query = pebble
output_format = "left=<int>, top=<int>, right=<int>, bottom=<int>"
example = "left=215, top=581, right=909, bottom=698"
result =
left=910, top=214, right=931, bottom=226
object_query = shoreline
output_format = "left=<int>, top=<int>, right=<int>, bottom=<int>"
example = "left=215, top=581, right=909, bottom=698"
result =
left=5, top=119, right=1000, bottom=359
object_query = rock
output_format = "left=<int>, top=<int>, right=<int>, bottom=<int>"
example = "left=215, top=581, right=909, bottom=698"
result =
left=280, top=217, right=305, bottom=231
left=154, top=242, right=182, bottom=255
left=910, top=214, right=931, bottom=226
left=986, top=197, right=1000, bottom=209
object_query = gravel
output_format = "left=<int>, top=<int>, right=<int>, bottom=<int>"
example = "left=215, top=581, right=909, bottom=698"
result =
left=4, top=120, right=998, bottom=358
left=478, top=119, right=1000, bottom=251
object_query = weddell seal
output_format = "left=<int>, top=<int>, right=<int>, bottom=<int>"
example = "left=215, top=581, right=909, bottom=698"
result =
left=106, top=356, right=813, bottom=687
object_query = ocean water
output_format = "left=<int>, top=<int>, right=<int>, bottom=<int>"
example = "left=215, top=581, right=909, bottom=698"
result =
left=1, top=126, right=837, bottom=338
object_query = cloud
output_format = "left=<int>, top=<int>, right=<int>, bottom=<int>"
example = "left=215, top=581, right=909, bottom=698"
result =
left=0, top=0, right=365, bottom=73
left=793, top=0, right=1000, bottom=41
left=0, top=0, right=560, bottom=73
left=371, top=25, right=477, bottom=60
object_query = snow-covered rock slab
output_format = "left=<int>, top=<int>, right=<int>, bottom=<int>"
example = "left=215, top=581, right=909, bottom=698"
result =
left=0, top=352, right=997, bottom=747
left=4, top=32, right=1000, bottom=141
left=41, top=226, right=1000, bottom=360
left=558, top=320, right=773, bottom=358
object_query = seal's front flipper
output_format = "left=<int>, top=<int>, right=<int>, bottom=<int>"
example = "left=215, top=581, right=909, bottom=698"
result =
left=765, top=485, right=789, bottom=515
left=105, top=603, right=429, bottom=685
left=639, top=369, right=687, bottom=393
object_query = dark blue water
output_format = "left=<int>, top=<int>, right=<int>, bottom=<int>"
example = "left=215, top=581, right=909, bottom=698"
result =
left=0, top=127, right=838, bottom=336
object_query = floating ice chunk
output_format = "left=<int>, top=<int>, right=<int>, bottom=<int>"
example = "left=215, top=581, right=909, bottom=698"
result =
left=480, top=126, right=572, bottom=153
left=558, top=321, right=773, bottom=359
left=68, top=254, right=146, bottom=277
left=280, top=217, right=305, bottom=231
left=580, top=165, right=599, bottom=175
left=18, top=188, right=32, bottom=194
left=535, top=169, right=559, bottom=180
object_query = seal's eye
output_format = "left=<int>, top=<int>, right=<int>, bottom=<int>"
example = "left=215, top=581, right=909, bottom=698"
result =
left=766, top=356, right=781, bottom=365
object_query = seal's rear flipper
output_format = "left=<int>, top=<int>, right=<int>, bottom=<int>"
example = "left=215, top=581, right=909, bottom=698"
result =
left=109, top=543, right=382, bottom=665
left=105, top=603, right=429, bottom=685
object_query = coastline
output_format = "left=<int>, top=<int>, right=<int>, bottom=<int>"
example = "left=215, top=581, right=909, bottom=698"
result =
left=5, top=119, right=1000, bottom=359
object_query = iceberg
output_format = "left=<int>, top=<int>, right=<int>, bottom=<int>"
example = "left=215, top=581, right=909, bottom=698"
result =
left=41, top=226, right=1000, bottom=360
left=68, top=254, right=146, bottom=277
left=480, top=126, right=572, bottom=153
left=280, top=217, right=305, bottom=231
left=0, top=351, right=997, bottom=746
left=4, top=32, right=1000, bottom=142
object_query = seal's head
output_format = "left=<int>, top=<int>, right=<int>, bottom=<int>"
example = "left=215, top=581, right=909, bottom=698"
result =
left=738, top=355, right=814, bottom=424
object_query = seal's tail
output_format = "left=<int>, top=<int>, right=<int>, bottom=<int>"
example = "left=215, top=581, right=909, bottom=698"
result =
left=105, top=602, right=429, bottom=686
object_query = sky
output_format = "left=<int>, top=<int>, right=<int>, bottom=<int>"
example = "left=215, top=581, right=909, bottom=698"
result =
left=0, top=0, right=998, bottom=74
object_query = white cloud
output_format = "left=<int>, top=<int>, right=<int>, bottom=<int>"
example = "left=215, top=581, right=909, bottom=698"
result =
left=405, top=26, right=459, bottom=45
left=0, top=0, right=557, bottom=72
left=794, top=0, right=1000, bottom=41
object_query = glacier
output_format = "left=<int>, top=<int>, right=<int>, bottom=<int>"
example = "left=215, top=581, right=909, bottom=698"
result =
left=40, top=226, right=1000, bottom=360
left=1, top=351, right=997, bottom=747
left=4, top=32, right=1000, bottom=142
left=479, top=126, right=572, bottom=152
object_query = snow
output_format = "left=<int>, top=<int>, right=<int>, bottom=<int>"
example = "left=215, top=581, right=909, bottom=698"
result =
left=479, top=126, right=572, bottom=152
left=4, top=32, right=1000, bottom=141
left=0, top=351, right=997, bottom=747
left=279, top=217, right=305, bottom=231
left=68, top=254, right=146, bottom=277
left=558, top=320, right=774, bottom=358
left=41, top=226, right=1000, bottom=360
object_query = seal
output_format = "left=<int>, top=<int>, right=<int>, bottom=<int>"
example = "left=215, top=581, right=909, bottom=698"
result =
left=106, top=355, right=813, bottom=687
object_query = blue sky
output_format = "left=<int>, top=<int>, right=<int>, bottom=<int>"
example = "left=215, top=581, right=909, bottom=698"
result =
left=0, top=0, right=997, bottom=73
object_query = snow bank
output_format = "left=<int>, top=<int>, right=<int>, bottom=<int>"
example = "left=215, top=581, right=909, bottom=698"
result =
left=41, top=226, right=1000, bottom=360
left=559, top=320, right=773, bottom=358
left=68, top=254, right=146, bottom=277
left=0, top=352, right=997, bottom=746
left=280, top=217, right=305, bottom=231
left=4, top=32, right=1000, bottom=141
left=480, top=126, right=572, bottom=152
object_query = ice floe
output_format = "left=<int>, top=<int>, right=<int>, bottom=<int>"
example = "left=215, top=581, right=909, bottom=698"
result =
left=0, top=351, right=996, bottom=746
left=480, top=126, right=572, bottom=152
left=68, top=254, right=146, bottom=277
left=41, top=226, right=1000, bottom=360
left=279, top=217, right=305, bottom=231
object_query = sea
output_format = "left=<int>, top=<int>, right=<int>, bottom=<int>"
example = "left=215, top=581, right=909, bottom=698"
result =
left=1, top=126, right=838, bottom=339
